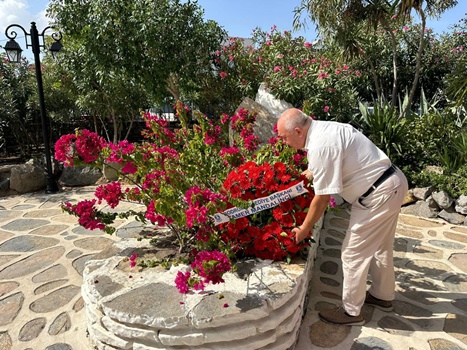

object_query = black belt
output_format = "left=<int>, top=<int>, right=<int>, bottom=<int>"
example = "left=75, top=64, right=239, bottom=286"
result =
left=360, top=165, right=397, bottom=198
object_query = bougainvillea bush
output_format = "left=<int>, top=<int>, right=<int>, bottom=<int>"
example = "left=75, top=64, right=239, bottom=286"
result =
left=54, top=101, right=314, bottom=293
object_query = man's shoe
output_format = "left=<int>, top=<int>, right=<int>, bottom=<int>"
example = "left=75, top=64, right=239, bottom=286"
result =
left=365, top=292, right=393, bottom=312
left=318, top=306, right=365, bottom=326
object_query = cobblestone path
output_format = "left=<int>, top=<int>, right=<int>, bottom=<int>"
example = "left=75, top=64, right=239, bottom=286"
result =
left=0, top=187, right=147, bottom=350
left=296, top=203, right=467, bottom=350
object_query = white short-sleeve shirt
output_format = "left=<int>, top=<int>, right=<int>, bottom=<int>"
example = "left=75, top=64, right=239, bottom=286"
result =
left=304, top=120, right=390, bottom=203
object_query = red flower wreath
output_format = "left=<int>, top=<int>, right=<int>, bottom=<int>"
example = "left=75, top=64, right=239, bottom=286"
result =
left=220, top=161, right=314, bottom=261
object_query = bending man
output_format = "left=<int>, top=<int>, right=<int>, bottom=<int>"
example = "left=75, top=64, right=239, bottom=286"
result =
left=277, top=108, right=408, bottom=326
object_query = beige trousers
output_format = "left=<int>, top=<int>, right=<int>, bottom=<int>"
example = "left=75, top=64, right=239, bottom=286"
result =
left=342, top=167, right=408, bottom=316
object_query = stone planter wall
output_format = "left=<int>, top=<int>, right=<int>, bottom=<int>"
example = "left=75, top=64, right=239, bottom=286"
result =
left=82, top=216, right=324, bottom=350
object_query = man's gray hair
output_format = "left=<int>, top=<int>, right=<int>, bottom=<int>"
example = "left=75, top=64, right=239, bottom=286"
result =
left=281, top=108, right=310, bottom=131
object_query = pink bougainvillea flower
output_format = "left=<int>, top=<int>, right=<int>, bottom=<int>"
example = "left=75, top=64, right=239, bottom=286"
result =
left=184, top=187, right=226, bottom=228
left=62, top=199, right=106, bottom=231
left=106, top=140, right=136, bottom=164
left=121, top=161, right=138, bottom=174
left=54, top=134, right=77, bottom=166
left=74, top=129, right=107, bottom=163
left=95, top=182, right=123, bottom=209
left=146, top=200, right=172, bottom=226
left=175, top=271, right=191, bottom=294
left=190, top=250, right=231, bottom=285
left=204, top=124, right=222, bottom=145
left=129, top=253, right=138, bottom=268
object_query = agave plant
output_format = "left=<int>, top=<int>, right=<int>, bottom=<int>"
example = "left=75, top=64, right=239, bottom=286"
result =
left=441, top=130, right=467, bottom=173
left=355, top=99, right=409, bottom=163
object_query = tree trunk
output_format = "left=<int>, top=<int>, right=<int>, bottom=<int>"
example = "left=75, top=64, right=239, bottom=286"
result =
left=167, top=73, right=181, bottom=101
left=400, top=9, right=426, bottom=117
left=380, top=17, right=399, bottom=107
left=93, top=113, right=98, bottom=134
left=111, top=109, right=119, bottom=144
left=364, top=52, right=382, bottom=101
left=123, top=113, right=134, bottom=141
left=388, top=30, right=399, bottom=107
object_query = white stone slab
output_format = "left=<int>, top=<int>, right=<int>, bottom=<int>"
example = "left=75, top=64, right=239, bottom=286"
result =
left=255, top=84, right=294, bottom=118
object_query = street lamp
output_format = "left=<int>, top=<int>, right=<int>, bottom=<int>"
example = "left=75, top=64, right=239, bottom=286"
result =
left=3, top=22, right=62, bottom=193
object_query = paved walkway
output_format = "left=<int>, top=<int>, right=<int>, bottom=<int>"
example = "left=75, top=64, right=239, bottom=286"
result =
left=296, top=203, right=467, bottom=350
left=0, top=187, right=466, bottom=350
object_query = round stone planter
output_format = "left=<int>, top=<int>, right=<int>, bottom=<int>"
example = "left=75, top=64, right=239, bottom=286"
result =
left=82, top=217, right=323, bottom=350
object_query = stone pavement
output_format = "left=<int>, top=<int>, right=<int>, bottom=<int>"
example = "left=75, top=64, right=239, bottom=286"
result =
left=295, top=203, right=467, bottom=350
left=0, top=187, right=466, bottom=350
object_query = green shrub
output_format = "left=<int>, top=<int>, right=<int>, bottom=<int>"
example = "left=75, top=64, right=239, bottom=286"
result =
left=409, top=164, right=467, bottom=198
left=400, top=109, right=464, bottom=172
left=354, top=97, right=467, bottom=197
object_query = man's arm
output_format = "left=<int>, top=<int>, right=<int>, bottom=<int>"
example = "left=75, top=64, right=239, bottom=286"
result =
left=293, top=194, right=330, bottom=243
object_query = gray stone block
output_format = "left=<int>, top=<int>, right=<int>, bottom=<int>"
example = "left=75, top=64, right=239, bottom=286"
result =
left=432, top=190, right=454, bottom=209
left=455, top=195, right=467, bottom=215
left=58, top=166, right=102, bottom=187
left=438, top=207, right=466, bottom=225
left=413, top=187, right=432, bottom=201
left=413, top=201, right=439, bottom=218
left=9, top=160, right=47, bottom=193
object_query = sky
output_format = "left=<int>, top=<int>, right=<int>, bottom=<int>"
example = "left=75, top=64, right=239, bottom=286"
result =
left=0, top=0, right=466, bottom=59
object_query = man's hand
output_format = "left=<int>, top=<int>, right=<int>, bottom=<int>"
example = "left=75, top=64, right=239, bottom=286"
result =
left=292, top=226, right=311, bottom=244
left=301, top=169, right=313, bottom=181
left=293, top=194, right=329, bottom=244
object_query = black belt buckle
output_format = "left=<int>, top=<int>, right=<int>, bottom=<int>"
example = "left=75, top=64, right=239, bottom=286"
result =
left=360, top=165, right=396, bottom=199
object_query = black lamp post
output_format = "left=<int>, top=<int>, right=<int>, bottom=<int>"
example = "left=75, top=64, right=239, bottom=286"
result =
left=4, top=22, right=62, bottom=193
